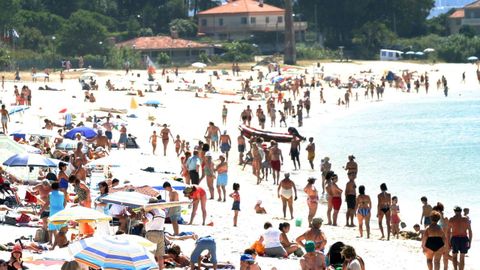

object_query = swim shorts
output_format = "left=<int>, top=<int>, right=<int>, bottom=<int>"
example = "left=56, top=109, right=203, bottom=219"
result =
left=290, top=149, right=299, bottom=160
left=332, top=196, right=342, bottom=211
left=220, top=143, right=231, bottom=153
left=270, top=160, right=281, bottom=171
left=346, top=194, right=356, bottom=210
left=216, top=173, right=228, bottom=186
left=451, top=236, right=470, bottom=254
left=238, top=144, right=245, bottom=153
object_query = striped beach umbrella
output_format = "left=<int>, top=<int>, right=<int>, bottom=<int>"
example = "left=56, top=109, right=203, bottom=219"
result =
left=48, top=206, right=112, bottom=225
left=69, top=235, right=158, bottom=270
left=3, top=153, right=57, bottom=167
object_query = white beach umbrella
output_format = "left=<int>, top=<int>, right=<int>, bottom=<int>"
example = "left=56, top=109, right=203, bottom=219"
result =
left=32, top=72, right=49, bottom=78
left=415, top=52, right=424, bottom=56
left=191, top=62, right=207, bottom=69
left=405, top=51, right=415, bottom=55
left=467, top=56, right=478, bottom=61
left=423, top=48, right=435, bottom=53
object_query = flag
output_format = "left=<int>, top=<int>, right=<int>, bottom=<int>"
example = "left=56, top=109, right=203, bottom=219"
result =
left=12, top=29, right=19, bottom=39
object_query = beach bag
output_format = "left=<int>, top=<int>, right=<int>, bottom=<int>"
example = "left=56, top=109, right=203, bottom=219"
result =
left=4, top=214, right=17, bottom=226
left=34, top=228, right=49, bottom=243
left=250, top=240, right=265, bottom=256
left=16, top=213, right=31, bottom=224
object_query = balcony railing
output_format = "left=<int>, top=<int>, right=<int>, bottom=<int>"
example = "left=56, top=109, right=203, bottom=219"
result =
left=462, top=18, right=480, bottom=25
left=199, top=21, right=307, bottom=33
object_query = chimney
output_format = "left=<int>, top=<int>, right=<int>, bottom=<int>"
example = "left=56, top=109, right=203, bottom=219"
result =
left=259, top=0, right=264, bottom=7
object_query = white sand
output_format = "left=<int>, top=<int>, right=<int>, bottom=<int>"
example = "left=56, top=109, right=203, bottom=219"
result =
left=0, top=61, right=477, bottom=269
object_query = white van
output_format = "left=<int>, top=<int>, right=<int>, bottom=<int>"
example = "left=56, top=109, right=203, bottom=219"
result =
left=380, top=49, right=403, bottom=61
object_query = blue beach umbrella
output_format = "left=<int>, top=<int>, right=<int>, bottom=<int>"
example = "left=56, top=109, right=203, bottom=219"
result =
left=3, top=153, right=57, bottom=167
left=64, top=127, right=97, bottom=139
left=144, top=100, right=161, bottom=106
left=69, top=235, right=157, bottom=270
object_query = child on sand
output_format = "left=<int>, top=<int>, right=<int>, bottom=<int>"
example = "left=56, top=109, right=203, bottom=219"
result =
left=420, top=196, right=432, bottom=228
left=174, top=135, right=182, bottom=156
left=305, top=137, right=315, bottom=170
left=391, top=196, right=401, bottom=238
left=229, top=183, right=240, bottom=227
left=254, top=200, right=267, bottom=214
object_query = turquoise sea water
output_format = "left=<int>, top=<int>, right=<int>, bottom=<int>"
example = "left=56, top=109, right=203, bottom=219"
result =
left=318, top=93, right=480, bottom=242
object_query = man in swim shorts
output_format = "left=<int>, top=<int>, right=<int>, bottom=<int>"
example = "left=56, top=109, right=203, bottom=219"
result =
left=290, top=136, right=301, bottom=170
left=219, top=131, right=231, bottom=160
left=237, top=133, right=246, bottom=165
left=447, top=206, right=473, bottom=270
left=345, top=173, right=357, bottom=227
left=269, top=140, right=283, bottom=185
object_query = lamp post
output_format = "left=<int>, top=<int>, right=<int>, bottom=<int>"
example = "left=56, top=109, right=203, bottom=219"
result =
left=51, top=36, right=56, bottom=70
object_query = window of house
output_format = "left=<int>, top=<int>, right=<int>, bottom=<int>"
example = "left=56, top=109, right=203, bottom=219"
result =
left=277, top=16, right=283, bottom=23
left=219, top=18, right=224, bottom=26
left=266, top=17, right=270, bottom=24
left=250, top=17, right=256, bottom=24
left=457, top=19, right=461, bottom=25
left=241, top=17, right=247, bottom=24
left=201, top=19, right=207, bottom=26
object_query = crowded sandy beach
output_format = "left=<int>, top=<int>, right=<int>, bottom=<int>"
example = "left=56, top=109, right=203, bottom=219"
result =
left=0, top=60, right=476, bottom=270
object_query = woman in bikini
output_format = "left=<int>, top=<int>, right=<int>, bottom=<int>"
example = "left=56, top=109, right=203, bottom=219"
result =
left=160, top=124, right=174, bottom=156
left=279, top=222, right=301, bottom=256
left=355, top=185, right=371, bottom=238
left=421, top=211, right=446, bottom=270
left=201, top=152, right=215, bottom=200
left=377, top=183, right=392, bottom=240
left=303, top=177, right=319, bottom=226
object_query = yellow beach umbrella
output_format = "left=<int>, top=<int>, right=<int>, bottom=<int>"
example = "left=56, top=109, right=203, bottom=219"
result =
left=130, top=97, right=138, bottom=110
left=48, top=206, right=112, bottom=225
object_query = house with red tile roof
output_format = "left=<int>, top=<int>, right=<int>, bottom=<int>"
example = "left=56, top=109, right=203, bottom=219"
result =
left=197, top=0, right=307, bottom=40
left=448, top=0, right=480, bottom=33
left=116, top=36, right=214, bottom=62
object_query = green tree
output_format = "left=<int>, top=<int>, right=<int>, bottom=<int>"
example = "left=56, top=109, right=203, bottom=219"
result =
left=106, top=46, right=141, bottom=69
left=459, top=25, right=476, bottom=38
left=57, top=10, right=108, bottom=56
left=352, top=21, right=396, bottom=58
left=169, top=19, right=198, bottom=38
left=222, top=41, right=255, bottom=62
left=12, top=10, right=65, bottom=35
left=0, top=0, right=20, bottom=29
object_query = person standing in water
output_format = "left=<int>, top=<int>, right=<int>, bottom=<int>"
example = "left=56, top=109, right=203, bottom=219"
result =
left=355, top=185, right=371, bottom=238
left=303, top=177, right=319, bottom=226
left=345, top=173, right=357, bottom=227
left=377, top=183, right=392, bottom=240
left=278, top=173, right=297, bottom=219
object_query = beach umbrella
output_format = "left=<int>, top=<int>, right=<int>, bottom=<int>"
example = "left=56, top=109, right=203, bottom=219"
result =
left=405, top=51, right=415, bottom=55
left=100, top=191, right=151, bottom=208
left=48, top=206, right=112, bottom=225
left=423, top=48, right=435, bottom=53
left=32, top=72, right=49, bottom=78
left=55, top=139, right=77, bottom=150
left=415, top=52, right=424, bottom=56
left=111, top=186, right=161, bottom=198
left=3, top=153, right=57, bottom=167
left=64, top=127, right=97, bottom=139
left=467, top=56, right=478, bottom=61
left=8, top=106, right=29, bottom=115
left=79, top=72, right=97, bottom=80
left=130, top=97, right=138, bottom=110
left=191, top=62, right=206, bottom=69
left=23, top=144, right=42, bottom=154
left=69, top=235, right=158, bottom=270
left=114, top=234, right=156, bottom=251
left=59, top=108, right=67, bottom=113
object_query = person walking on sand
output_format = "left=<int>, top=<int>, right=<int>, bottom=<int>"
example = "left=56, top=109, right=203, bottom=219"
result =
left=219, top=131, right=231, bottom=160
left=304, top=177, right=319, bottom=226
left=174, top=135, right=182, bottom=156
left=278, top=173, right=297, bottom=219
left=118, top=125, right=128, bottom=150
left=215, top=155, right=228, bottom=202
left=237, top=133, right=246, bottom=165
left=163, top=181, right=181, bottom=235
left=102, top=117, right=114, bottom=150
left=320, top=157, right=331, bottom=195
left=306, top=138, right=315, bottom=170
left=160, top=124, right=174, bottom=156
left=201, top=152, right=215, bottom=200
left=1, top=105, right=10, bottom=134
left=377, top=183, right=392, bottom=240
left=290, top=136, right=301, bottom=170
left=355, top=185, right=371, bottom=238
left=205, top=122, right=220, bottom=152
left=229, top=183, right=240, bottom=227
left=269, top=140, right=283, bottom=185
left=251, top=143, right=262, bottom=184
left=447, top=206, right=473, bottom=270
left=221, top=105, right=228, bottom=125
left=149, top=131, right=159, bottom=155
left=420, top=196, right=433, bottom=228
left=187, top=149, right=201, bottom=185
left=422, top=211, right=446, bottom=270
left=345, top=173, right=357, bottom=227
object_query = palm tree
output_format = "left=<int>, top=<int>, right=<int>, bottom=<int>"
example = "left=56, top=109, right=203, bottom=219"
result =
left=284, top=0, right=296, bottom=65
